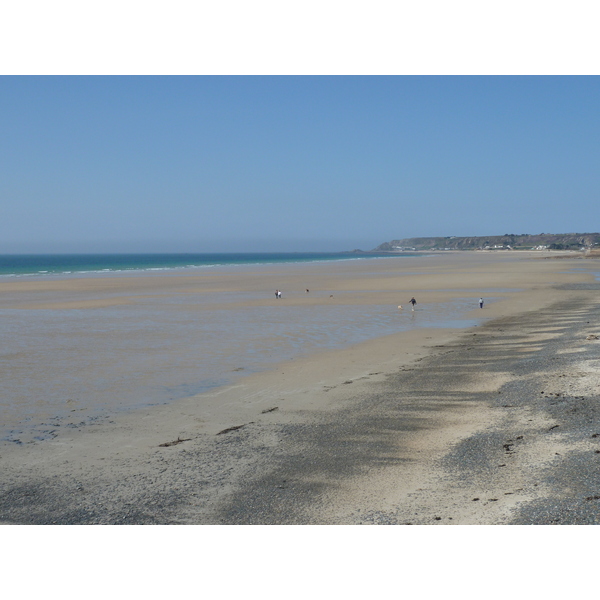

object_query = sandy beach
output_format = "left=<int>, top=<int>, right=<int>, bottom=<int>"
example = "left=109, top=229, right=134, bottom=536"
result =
left=1, top=251, right=600, bottom=524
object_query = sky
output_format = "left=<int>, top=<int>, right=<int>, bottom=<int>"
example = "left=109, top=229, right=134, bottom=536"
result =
left=1, top=75, right=599, bottom=253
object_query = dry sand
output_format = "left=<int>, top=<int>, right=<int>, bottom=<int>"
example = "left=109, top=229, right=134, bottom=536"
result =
left=1, top=250, right=600, bottom=524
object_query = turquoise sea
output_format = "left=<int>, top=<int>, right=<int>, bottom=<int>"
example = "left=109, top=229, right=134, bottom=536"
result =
left=0, top=252, right=405, bottom=278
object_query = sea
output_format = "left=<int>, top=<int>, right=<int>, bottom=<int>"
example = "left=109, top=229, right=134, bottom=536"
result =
left=0, top=252, right=489, bottom=443
left=0, top=252, right=400, bottom=278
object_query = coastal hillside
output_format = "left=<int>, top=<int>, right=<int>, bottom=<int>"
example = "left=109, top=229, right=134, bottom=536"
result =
left=374, top=232, right=600, bottom=251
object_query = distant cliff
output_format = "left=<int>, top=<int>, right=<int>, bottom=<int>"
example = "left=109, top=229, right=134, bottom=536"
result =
left=374, top=233, right=600, bottom=252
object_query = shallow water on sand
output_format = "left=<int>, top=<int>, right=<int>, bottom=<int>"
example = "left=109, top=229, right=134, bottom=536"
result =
left=0, top=286, right=487, bottom=443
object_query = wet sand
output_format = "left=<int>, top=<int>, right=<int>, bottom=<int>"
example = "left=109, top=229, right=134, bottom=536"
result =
left=1, top=251, right=600, bottom=524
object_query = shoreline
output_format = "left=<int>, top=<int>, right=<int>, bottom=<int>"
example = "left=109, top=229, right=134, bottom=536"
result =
left=1, top=252, right=600, bottom=524
left=0, top=251, right=528, bottom=443
left=0, top=254, right=496, bottom=444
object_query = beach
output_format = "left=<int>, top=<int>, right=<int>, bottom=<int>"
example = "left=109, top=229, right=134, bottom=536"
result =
left=1, top=251, right=600, bottom=524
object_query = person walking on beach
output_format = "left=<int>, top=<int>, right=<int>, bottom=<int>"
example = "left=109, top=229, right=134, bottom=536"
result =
left=479, top=297, right=484, bottom=308
left=409, top=297, right=417, bottom=311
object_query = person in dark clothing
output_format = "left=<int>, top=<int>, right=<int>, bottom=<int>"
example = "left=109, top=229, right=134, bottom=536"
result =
left=410, top=297, right=417, bottom=310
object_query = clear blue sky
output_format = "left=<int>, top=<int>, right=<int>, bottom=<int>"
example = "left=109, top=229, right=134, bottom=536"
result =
left=1, top=76, right=599, bottom=253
